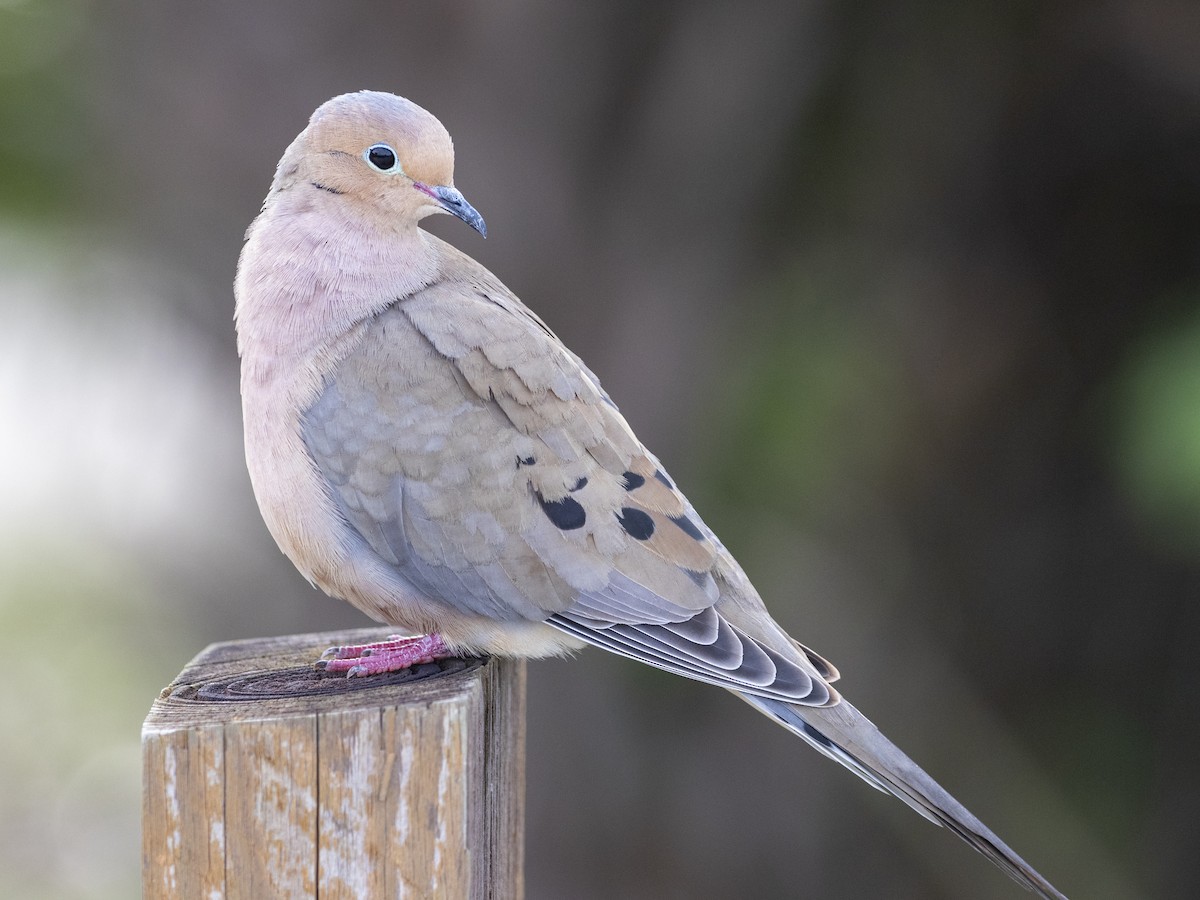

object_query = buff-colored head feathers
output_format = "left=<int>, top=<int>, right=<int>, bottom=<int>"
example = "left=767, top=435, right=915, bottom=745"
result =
left=265, top=91, right=468, bottom=229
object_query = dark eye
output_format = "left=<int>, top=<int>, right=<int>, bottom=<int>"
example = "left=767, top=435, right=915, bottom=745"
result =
left=364, top=143, right=400, bottom=173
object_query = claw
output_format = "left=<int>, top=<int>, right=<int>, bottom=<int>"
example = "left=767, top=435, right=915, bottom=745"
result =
left=315, top=633, right=451, bottom=677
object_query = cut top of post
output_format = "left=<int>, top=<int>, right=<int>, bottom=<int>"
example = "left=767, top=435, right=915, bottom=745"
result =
left=142, top=628, right=525, bottom=900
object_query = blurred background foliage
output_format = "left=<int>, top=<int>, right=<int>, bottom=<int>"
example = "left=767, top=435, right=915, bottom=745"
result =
left=1, top=1, right=1197, bottom=897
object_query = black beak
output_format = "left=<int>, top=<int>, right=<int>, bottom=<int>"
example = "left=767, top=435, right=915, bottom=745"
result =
left=428, top=184, right=487, bottom=238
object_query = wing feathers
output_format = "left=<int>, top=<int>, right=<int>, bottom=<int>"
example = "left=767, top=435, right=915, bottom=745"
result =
left=548, top=607, right=836, bottom=706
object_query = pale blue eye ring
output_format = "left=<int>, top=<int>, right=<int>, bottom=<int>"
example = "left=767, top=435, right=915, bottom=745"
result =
left=364, top=143, right=402, bottom=173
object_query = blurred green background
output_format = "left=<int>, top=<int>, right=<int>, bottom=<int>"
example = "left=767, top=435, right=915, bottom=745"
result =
left=2, top=1, right=1197, bottom=897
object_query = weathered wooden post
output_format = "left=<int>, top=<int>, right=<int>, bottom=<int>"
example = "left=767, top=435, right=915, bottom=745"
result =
left=142, top=627, right=525, bottom=899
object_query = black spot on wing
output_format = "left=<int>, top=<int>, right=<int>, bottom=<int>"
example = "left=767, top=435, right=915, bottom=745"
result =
left=669, top=514, right=705, bottom=540
left=621, top=471, right=646, bottom=490
left=538, top=493, right=586, bottom=530
left=617, top=507, right=655, bottom=540
left=569, top=476, right=588, bottom=492
left=517, top=455, right=536, bottom=468
left=654, top=469, right=674, bottom=489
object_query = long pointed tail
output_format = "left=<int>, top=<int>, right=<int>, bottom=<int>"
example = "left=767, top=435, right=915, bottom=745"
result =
left=742, top=694, right=1067, bottom=899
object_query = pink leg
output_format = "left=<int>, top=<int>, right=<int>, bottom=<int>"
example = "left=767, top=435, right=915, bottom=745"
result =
left=316, top=633, right=450, bottom=678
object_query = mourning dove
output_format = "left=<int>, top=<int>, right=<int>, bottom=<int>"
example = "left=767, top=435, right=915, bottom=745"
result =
left=235, top=91, right=1066, bottom=899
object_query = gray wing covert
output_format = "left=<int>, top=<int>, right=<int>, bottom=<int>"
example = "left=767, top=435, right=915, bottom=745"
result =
left=301, top=301, right=572, bottom=621
left=304, top=281, right=834, bottom=704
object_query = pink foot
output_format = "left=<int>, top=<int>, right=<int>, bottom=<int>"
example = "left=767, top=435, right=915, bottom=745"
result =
left=316, top=633, right=450, bottom=678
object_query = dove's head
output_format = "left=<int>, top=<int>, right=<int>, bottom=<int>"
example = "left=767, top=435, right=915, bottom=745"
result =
left=271, top=91, right=486, bottom=237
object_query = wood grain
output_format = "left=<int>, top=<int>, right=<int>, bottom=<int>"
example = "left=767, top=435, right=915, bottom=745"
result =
left=142, top=628, right=525, bottom=899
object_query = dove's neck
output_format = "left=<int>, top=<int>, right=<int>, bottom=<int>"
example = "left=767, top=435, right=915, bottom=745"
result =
left=235, top=192, right=441, bottom=379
